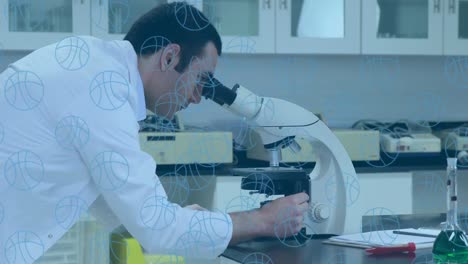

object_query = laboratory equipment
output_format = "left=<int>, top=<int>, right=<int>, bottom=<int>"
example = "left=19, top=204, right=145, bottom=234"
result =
left=202, top=78, right=357, bottom=235
left=138, top=113, right=232, bottom=165
left=353, top=120, right=441, bottom=154
left=434, top=126, right=468, bottom=164
left=432, top=158, right=468, bottom=263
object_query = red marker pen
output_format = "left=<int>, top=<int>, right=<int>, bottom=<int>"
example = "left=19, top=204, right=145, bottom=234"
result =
left=365, top=242, right=432, bottom=255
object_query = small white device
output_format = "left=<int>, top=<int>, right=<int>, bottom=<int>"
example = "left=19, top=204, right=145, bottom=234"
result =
left=353, top=120, right=441, bottom=154
left=380, top=133, right=441, bottom=154
left=435, top=126, right=468, bottom=163
left=435, top=128, right=468, bottom=151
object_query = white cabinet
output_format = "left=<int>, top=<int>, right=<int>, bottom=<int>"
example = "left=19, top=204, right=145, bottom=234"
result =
left=177, top=0, right=360, bottom=55
left=1, top=0, right=352, bottom=55
left=444, top=0, right=468, bottom=55
left=91, top=0, right=168, bottom=40
left=188, top=0, right=361, bottom=55
left=91, top=0, right=274, bottom=54
left=3, top=0, right=467, bottom=55
left=362, top=0, right=444, bottom=55
left=0, top=0, right=91, bottom=50
left=362, top=0, right=468, bottom=55
left=94, top=0, right=359, bottom=55
left=276, top=0, right=361, bottom=54
left=185, top=0, right=275, bottom=54
left=345, top=172, right=413, bottom=234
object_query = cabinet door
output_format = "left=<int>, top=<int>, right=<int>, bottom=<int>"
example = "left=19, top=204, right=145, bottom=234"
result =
left=0, top=0, right=90, bottom=50
left=444, top=0, right=468, bottom=55
left=201, top=0, right=275, bottom=54
left=170, top=0, right=274, bottom=54
left=91, top=0, right=168, bottom=40
left=362, top=0, right=443, bottom=55
left=276, top=0, right=360, bottom=54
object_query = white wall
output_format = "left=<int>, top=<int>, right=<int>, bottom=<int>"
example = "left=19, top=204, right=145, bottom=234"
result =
left=183, top=54, right=468, bottom=131
left=1, top=52, right=467, bottom=132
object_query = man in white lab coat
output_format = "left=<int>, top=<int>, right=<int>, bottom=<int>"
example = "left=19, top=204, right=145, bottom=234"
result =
left=0, top=2, right=309, bottom=263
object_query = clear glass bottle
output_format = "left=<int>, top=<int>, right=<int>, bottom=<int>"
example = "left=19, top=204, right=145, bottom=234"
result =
left=433, top=158, right=468, bottom=263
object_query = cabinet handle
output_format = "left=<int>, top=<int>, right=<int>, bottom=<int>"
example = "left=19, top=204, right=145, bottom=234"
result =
left=279, top=0, right=288, bottom=10
left=449, top=0, right=456, bottom=14
left=433, top=0, right=441, bottom=13
left=263, top=0, right=271, bottom=10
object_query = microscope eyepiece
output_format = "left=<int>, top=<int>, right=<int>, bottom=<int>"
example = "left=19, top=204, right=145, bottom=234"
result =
left=201, top=77, right=237, bottom=106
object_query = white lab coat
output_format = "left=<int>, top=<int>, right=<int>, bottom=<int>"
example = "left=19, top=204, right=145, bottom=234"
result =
left=0, top=36, right=232, bottom=264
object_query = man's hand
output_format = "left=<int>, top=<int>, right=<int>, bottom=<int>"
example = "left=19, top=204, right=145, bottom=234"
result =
left=228, top=192, right=309, bottom=245
left=184, top=204, right=209, bottom=211
left=257, top=193, right=310, bottom=238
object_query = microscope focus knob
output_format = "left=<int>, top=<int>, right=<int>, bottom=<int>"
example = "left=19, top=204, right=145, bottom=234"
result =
left=309, top=203, right=330, bottom=223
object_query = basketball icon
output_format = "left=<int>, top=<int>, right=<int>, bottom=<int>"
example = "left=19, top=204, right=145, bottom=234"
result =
left=174, top=1, right=211, bottom=31
left=55, top=115, right=90, bottom=150
left=139, top=195, right=176, bottom=230
left=55, top=196, right=89, bottom=230
left=89, top=71, right=130, bottom=111
left=55, top=36, right=90, bottom=71
left=4, top=231, right=44, bottom=264
left=4, top=150, right=44, bottom=191
left=5, top=71, right=44, bottom=111
left=89, top=151, right=129, bottom=191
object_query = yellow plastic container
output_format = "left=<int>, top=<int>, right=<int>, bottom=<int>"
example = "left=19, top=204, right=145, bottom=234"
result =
left=110, top=234, right=185, bottom=264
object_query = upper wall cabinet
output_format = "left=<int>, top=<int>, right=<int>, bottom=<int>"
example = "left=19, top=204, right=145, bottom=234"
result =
left=91, top=0, right=169, bottom=40
left=362, top=0, right=468, bottom=55
left=0, top=0, right=91, bottom=50
left=1, top=0, right=468, bottom=55
left=199, top=0, right=275, bottom=54
left=90, top=0, right=274, bottom=54
left=159, top=0, right=272, bottom=54
left=362, top=0, right=444, bottom=55
left=444, top=0, right=468, bottom=55
left=275, top=0, right=361, bottom=54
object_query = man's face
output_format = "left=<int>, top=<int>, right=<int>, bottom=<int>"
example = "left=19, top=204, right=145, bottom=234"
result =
left=147, top=42, right=218, bottom=120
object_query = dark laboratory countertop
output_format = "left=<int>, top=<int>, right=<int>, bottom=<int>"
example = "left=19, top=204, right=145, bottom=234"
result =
left=222, top=238, right=432, bottom=264
left=222, top=213, right=446, bottom=263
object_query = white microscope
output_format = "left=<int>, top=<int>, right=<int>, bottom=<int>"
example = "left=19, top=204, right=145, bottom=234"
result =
left=202, top=78, right=357, bottom=236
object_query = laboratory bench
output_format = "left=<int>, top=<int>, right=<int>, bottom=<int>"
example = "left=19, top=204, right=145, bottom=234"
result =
left=221, top=239, right=432, bottom=264
left=104, top=214, right=448, bottom=264
left=220, top=213, right=446, bottom=264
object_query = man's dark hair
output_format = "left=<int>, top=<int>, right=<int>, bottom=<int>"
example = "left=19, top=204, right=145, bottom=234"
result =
left=124, top=2, right=222, bottom=73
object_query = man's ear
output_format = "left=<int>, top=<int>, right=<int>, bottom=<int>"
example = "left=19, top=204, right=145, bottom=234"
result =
left=160, top=44, right=181, bottom=72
